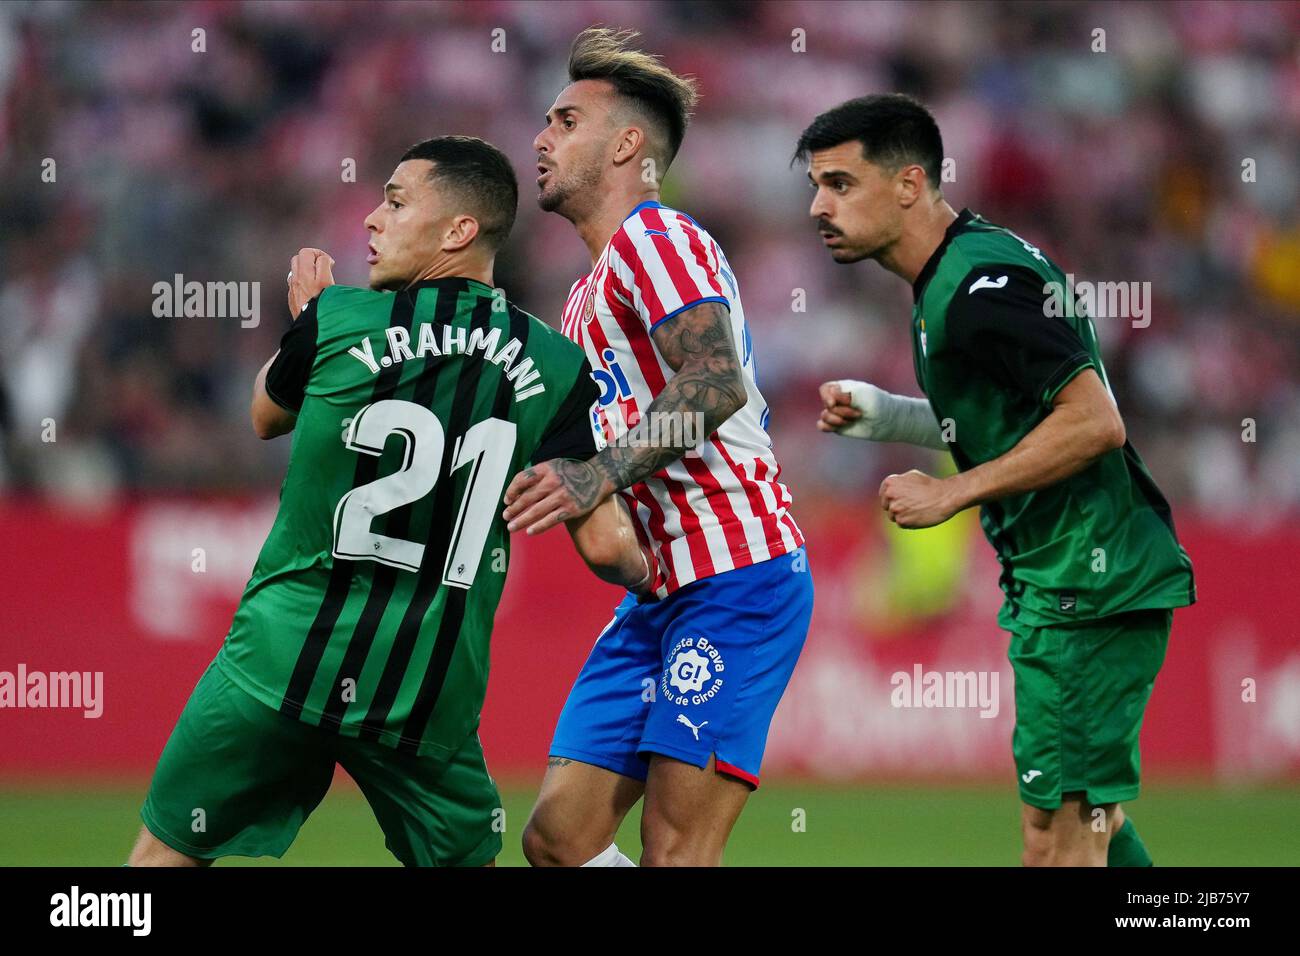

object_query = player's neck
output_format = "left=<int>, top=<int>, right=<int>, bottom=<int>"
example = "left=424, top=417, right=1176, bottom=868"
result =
left=573, top=186, right=661, bottom=265
left=880, top=199, right=959, bottom=286
left=409, top=256, right=494, bottom=289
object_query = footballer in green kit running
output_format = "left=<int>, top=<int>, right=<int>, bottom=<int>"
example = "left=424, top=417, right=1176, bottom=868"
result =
left=128, top=136, right=653, bottom=867
left=797, top=95, right=1194, bottom=866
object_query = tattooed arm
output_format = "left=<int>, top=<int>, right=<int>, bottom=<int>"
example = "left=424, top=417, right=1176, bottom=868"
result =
left=503, top=301, right=747, bottom=534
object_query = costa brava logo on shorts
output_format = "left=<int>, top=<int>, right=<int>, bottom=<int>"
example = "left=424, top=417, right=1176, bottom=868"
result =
left=662, top=636, right=725, bottom=706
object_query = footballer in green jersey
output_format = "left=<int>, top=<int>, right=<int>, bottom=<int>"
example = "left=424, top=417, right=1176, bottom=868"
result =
left=798, top=95, right=1193, bottom=867
left=129, top=137, right=652, bottom=868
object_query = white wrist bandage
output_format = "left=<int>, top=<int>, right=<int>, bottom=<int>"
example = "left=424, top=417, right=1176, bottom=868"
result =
left=831, top=379, right=949, bottom=451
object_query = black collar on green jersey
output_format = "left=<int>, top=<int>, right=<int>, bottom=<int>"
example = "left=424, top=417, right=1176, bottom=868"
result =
left=403, top=276, right=494, bottom=294
left=911, top=207, right=977, bottom=302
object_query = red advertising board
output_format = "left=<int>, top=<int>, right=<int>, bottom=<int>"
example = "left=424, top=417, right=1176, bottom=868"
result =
left=2, top=498, right=1297, bottom=782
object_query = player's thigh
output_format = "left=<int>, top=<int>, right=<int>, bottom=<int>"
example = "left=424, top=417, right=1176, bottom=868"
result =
left=640, top=753, right=751, bottom=867
left=139, top=659, right=336, bottom=862
left=523, top=757, right=646, bottom=866
left=1011, top=609, right=1169, bottom=807
left=338, top=730, right=502, bottom=867
left=1021, top=793, right=1114, bottom=867
left=1007, top=623, right=1068, bottom=809
left=641, top=548, right=814, bottom=790
left=1078, top=609, right=1171, bottom=804
left=549, top=593, right=663, bottom=781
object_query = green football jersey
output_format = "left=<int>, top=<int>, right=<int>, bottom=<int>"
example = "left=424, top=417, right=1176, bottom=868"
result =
left=219, top=277, right=599, bottom=757
left=910, top=209, right=1195, bottom=628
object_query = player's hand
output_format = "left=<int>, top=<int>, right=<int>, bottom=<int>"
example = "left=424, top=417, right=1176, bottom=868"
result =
left=503, top=458, right=613, bottom=535
left=879, top=469, right=960, bottom=529
left=288, top=248, right=336, bottom=318
left=817, top=380, right=863, bottom=432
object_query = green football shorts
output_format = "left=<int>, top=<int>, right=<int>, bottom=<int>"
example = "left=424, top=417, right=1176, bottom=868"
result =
left=140, top=659, right=502, bottom=866
left=1007, top=607, right=1172, bottom=810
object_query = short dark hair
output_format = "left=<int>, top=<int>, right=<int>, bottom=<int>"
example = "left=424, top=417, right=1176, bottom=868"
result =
left=400, top=135, right=518, bottom=250
left=794, top=94, right=944, bottom=188
left=568, top=27, right=698, bottom=168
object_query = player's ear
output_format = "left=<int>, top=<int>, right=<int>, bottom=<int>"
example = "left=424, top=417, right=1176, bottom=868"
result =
left=442, top=214, right=480, bottom=252
left=610, top=124, right=644, bottom=168
left=895, top=164, right=926, bottom=209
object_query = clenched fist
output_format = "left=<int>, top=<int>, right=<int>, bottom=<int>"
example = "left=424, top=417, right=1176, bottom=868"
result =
left=817, top=380, right=866, bottom=433
left=287, top=248, right=336, bottom=318
left=817, top=379, right=948, bottom=450
left=879, top=469, right=961, bottom=529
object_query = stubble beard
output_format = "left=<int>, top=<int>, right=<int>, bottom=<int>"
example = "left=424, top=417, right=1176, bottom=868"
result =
left=538, top=154, right=603, bottom=220
left=840, top=225, right=898, bottom=266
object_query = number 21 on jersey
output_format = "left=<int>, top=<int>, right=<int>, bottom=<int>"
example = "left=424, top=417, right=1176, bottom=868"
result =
left=332, top=399, right=516, bottom=587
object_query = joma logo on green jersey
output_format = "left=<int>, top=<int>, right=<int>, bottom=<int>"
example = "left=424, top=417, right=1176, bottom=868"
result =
left=348, top=324, right=546, bottom=401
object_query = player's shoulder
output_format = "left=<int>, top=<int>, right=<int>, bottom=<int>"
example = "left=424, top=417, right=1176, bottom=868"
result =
left=618, top=200, right=717, bottom=248
left=565, top=273, right=591, bottom=301
left=312, top=284, right=394, bottom=329
left=316, top=284, right=385, bottom=309
left=947, top=211, right=1057, bottom=277
left=513, top=302, right=586, bottom=362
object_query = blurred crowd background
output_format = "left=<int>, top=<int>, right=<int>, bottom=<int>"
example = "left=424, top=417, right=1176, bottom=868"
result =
left=1, top=0, right=1297, bottom=526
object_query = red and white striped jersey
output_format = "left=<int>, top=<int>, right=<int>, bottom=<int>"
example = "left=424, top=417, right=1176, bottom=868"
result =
left=559, top=200, right=803, bottom=598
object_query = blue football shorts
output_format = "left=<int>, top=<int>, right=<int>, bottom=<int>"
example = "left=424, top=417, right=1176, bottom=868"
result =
left=549, top=547, right=814, bottom=787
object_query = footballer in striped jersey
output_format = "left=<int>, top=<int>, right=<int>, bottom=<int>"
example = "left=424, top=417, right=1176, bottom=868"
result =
left=508, top=29, right=814, bottom=868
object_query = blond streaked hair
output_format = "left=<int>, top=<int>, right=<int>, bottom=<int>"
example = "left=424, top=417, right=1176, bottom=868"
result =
left=568, top=27, right=699, bottom=166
